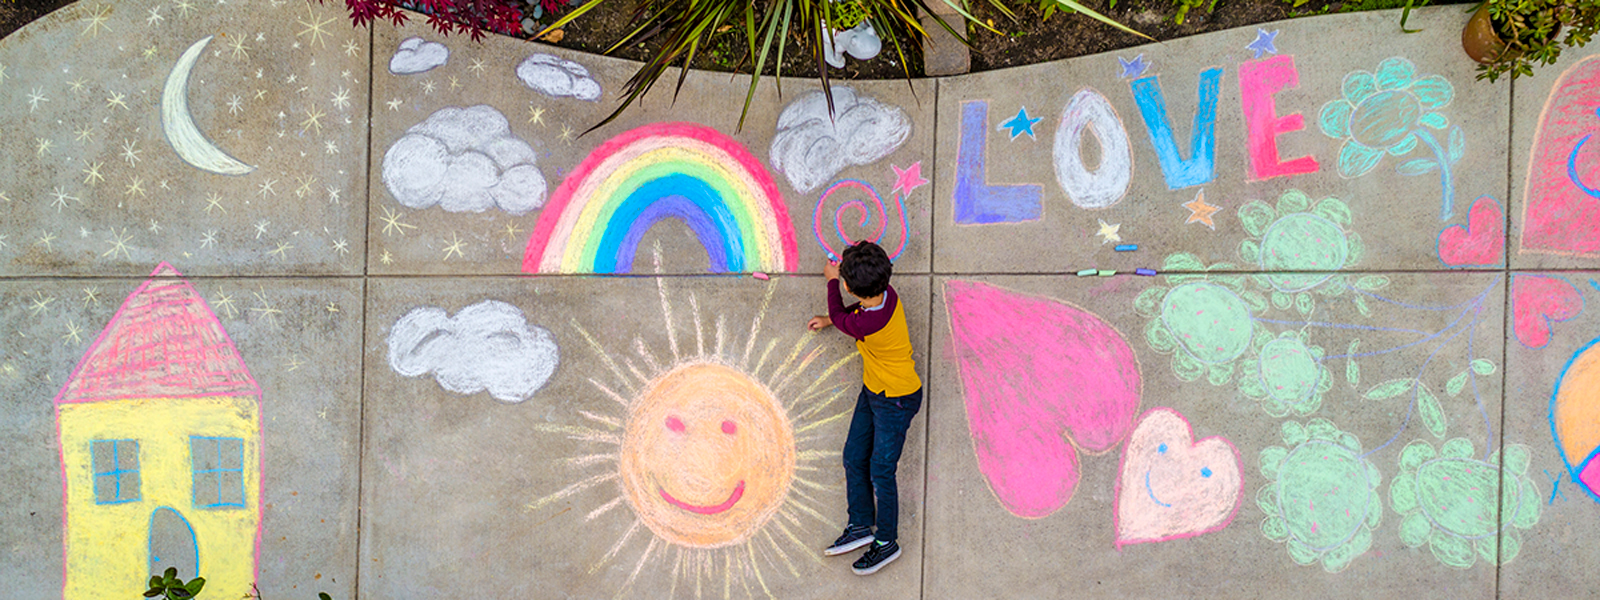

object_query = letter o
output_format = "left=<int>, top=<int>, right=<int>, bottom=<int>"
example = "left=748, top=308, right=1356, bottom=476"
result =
left=1053, top=89, right=1132, bottom=209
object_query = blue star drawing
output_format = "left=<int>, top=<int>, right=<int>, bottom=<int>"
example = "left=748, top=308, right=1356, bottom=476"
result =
left=1118, top=54, right=1150, bottom=79
left=999, top=107, right=1042, bottom=140
left=1247, top=28, right=1279, bottom=59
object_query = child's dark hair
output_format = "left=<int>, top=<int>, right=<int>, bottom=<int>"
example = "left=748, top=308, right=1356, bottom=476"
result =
left=839, top=241, right=892, bottom=298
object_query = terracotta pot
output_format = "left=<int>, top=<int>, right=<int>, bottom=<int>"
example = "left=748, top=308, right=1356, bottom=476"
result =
left=1462, top=3, right=1508, bottom=64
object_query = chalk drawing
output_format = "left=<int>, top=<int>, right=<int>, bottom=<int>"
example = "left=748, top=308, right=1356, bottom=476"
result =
left=1053, top=89, right=1133, bottom=209
left=998, top=106, right=1042, bottom=140
left=1521, top=55, right=1600, bottom=257
left=1113, top=408, right=1241, bottom=548
left=530, top=278, right=854, bottom=596
left=1238, top=190, right=1356, bottom=295
left=1239, top=55, right=1320, bottom=180
left=890, top=161, right=928, bottom=197
left=1436, top=196, right=1505, bottom=268
left=387, top=300, right=559, bottom=403
left=944, top=280, right=1142, bottom=518
left=161, top=36, right=254, bottom=176
left=1512, top=275, right=1583, bottom=349
left=523, top=122, right=800, bottom=274
left=953, top=101, right=1043, bottom=224
left=382, top=105, right=549, bottom=215
left=812, top=178, right=908, bottom=262
left=1257, top=419, right=1380, bottom=573
left=517, top=53, right=602, bottom=101
left=1390, top=439, right=1540, bottom=567
left=388, top=37, right=448, bottom=74
left=1246, top=28, right=1279, bottom=58
left=769, top=87, right=911, bottom=193
left=1319, top=57, right=1462, bottom=220
left=822, top=21, right=882, bottom=68
left=55, top=263, right=262, bottom=599
left=1130, top=68, right=1221, bottom=189
left=1239, top=331, right=1332, bottom=417
left=1553, top=336, right=1600, bottom=502
left=1117, top=54, right=1151, bottom=79
left=1183, top=189, right=1221, bottom=229
left=1136, top=267, right=1255, bottom=386
left=1096, top=219, right=1122, bottom=245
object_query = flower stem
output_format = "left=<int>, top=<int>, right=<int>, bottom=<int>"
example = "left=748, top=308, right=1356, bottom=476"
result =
left=1415, top=128, right=1456, bottom=220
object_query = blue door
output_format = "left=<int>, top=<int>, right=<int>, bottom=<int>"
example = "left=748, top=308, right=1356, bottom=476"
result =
left=148, top=507, right=199, bottom=579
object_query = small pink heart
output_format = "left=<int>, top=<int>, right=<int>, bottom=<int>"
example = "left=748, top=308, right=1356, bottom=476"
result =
left=1512, top=275, right=1584, bottom=349
left=1114, top=408, right=1241, bottom=548
left=1437, top=196, right=1505, bottom=267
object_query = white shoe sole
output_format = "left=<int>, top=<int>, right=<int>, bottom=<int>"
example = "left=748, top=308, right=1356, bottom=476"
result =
left=824, top=535, right=875, bottom=556
left=852, top=548, right=900, bottom=575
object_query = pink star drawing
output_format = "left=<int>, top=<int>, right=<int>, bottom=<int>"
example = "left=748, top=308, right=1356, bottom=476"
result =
left=891, top=161, right=928, bottom=197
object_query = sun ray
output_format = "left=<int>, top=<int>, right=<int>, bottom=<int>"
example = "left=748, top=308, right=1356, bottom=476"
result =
left=619, top=537, right=662, bottom=598
left=751, top=338, right=780, bottom=379
left=530, top=472, right=618, bottom=512
left=723, top=550, right=733, bottom=600
left=695, top=551, right=707, bottom=599
left=760, top=529, right=800, bottom=578
left=746, top=542, right=774, bottom=599
left=585, top=495, right=626, bottom=522
left=782, top=494, right=831, bottom=525
left=795, top=387, right=851, bottom=421
left=764, top=332, right=815, bottom=382
left=795, top=409, right=852, bottom=434
left=656, top=269, right=681, bottom=363
left=796, top=449, right=833, bottom=462
left=563, top=453, right=616, bottom=469
left=715, top=314, right=727, bottom=362
left=531, top=423, right=623, bottom=445
left=741, top=282, right=777, bottom=368
left=593, top=518, right=643, bottom=574
left=588, top=378, right=632, bottom=409
left=634, top=337, right=663, bottom=374
left=669, top=547, right=684, bottom=600
left=767, top=517, right=820, bottom=566
left=771, top=347, right=824, bottom=398
left=690, top=292, right=705, bottom=358
left=794, top=354, right=859, bottom=406
left=789, top=475, right=834, bottom=492
left=623, top=357, right=650, bottom=385
left=573, top=318, right=640, bottom=392
left=579, top=410, right=623, bottom=430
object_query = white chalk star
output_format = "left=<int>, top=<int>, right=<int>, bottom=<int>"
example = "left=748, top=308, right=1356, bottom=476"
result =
left=105, top=91, right=128, bottom=110
left=147, top=219, right=161, bottom=234
left=203, top=192, right=226, bottom=214
left=175, top=0, right=196, bottom=17
left=146, top=6, right=165, bottom=26
left=441, top=232, right=467, bottom=261
left=421, top=79, right=436, bottom=94
left=257, top=178, right=278, bottom=197
left=378, top=206, right=416, bottom=237
left=330, top=86, right=351, bottom=110
left=200, top=229, right=218, bottom=248
left=82, top=162, right=104, bottom=185
left=300, top=105, right=325, bottom=134
left=35, top=230, right=56, bottom=251
left=528, top=105, right=545, bottom=125
left=74, top=126, right=95, bottom=143
left=214, top=291, right=238, bottom=318
left=35, top=137, right=53, bottom=157
left=102, top=227, right=134, bottom=260
left=331, top=238, right=349, bottom=255
left=120, top=139, right=142, bottom=165
left=324, top=140, right=339, bottom=155
left=267, top=240, right=294, bottom=261
left=227, top=94, right=243, bottom=115
left=27, top=292, right=55, bottom=316
left=228, top=36, right=250, bottom=60
left=379, top=250, right=394, bottom=265
left=81, top=286, right=100, bottom=306
left=81, top=5, right=113, bottom=37
left=558, top=124, right=575, bottom=145
left=144, top=45, right=160, bottom=59
left=49, top=187, right=79, bottom=211
left=469, top=58, right=487, bottom=76
left=248, top=288, right=283, bottom=325
left=294, top=176, right=317, bottom=198
left=27, top=87, right=49, bottom=112
left=325, top=186, right=341, bottom=204
left=62, top=319, right=84, bottom=345
left=343, top=39, right=360, bottom=56
left=449, top=76, right=461, bottom=91
left=386, top=98, right=402, bottom=111
left=296, top=3, right=336, bottom=48
left=124, top=176, right=147, bottom=198
left=253, top=219, right=271, bottom=238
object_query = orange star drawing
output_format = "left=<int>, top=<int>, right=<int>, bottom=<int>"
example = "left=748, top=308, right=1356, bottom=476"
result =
left=1183, top=190, right=1221, bottom=229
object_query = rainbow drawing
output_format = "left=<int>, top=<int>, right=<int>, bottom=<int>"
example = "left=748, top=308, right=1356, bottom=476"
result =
left=523, top=122, right=800, bottom=274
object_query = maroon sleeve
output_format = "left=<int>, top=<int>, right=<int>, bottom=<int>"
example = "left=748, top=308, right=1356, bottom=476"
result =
left=827, top=281, right=896, bottom=341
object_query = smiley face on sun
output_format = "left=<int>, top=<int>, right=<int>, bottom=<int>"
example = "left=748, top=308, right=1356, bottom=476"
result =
left=620, top=362, right=796, bottom=548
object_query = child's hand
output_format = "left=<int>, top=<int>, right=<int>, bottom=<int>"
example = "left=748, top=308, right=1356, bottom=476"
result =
left=823, top=261, right=839, bottom=281
left=807, top=316, right=832, bottom=331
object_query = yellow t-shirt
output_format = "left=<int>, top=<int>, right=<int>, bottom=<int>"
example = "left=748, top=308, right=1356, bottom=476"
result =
left=827, top=281, right=921, bottom=397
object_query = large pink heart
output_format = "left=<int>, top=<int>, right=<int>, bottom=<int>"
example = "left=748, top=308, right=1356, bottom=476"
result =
left=1512, top=275, right=1584, bottom=349
left=1437, top=196, right=1504, bottom=267
left=1114, top=408, right=1241, bottom=548
left=945, top=281, right=1142, bottom=519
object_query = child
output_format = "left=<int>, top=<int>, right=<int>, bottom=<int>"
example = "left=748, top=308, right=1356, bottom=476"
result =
left=806, top=241, right=922, bottom=576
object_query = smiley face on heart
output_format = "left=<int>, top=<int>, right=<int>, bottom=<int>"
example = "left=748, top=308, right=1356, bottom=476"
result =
left=1114, top=408, right=1242, bottom=548
left=1437, top=196, right=1504, bottom=267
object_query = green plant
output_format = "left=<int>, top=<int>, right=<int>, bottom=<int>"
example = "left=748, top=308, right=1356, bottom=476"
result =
left=1477, top=0, right=1600, bottom=82
left=1168, top=0, right=1220, bottom=25
left=143, top=568, right=204, bottom=599
left=541, top=0, right=1150, bottom=133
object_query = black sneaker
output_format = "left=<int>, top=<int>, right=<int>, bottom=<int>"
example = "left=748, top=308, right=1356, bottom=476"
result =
left=824, top=525, right=874, bottom=556
left=852, top=540, right=900, bottom=575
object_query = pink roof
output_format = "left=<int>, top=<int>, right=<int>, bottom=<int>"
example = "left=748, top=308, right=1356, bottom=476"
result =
left=54, top=262, right=259, bottom=404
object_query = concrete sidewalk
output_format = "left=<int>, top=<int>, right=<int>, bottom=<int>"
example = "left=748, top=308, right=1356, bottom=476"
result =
left=0, top=2, right=1597, bottom=598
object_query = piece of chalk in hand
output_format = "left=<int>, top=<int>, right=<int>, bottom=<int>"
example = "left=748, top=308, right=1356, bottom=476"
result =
left=1135, top=268, right=1157, bottom=276
left=1115, top=244, right=1138, bottom=252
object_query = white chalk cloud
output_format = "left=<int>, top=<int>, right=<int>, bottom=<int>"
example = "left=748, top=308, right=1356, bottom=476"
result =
left=769, top=86, right=911, bottom=193
left=389, top=37, right=449, bottom=75
left=382, top=105, right=548, bottom=215
left=387, top=300, right=560, bottom=403
left=517, top=54, right=602, bottom=101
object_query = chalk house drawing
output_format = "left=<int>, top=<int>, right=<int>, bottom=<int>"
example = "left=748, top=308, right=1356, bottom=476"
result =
left=529, top=278, right=856, bottom=598
left=811, top=177, right=909, bottom=262
left=162, top=36, right=255, bottom=176
left=517, top=53, right=602, bottom=101
left=522, top=122, right=800, bottom=275
left=1553, top=336, right=1600, bottom=502
left=1113, top=408, right=1242, bottom=548
left=1521, top=54, right=1600, bottom=257
left=1319, top=57, right=1463, bottom=220
left=55, top=263, right=261, bottom=599
left=1257, top=419, right=1381, bottom=573
left=387, top=300, right=559, bottom=403
left=944, top=280, right=1142, bottom=518
left=389, top=37, right=449, bottom=74
left=382, top=105, right=549, bottom=215
left=769, top=86, right=911, bottom=194
left=1053, top=88, right=1133, bottom=209
left=1390, top=439, right=1540, bottom=568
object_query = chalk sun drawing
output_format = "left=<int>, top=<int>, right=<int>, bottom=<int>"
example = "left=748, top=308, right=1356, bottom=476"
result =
left=1390, top=439, right=1541, bottom=568
left=1113, top=408, right=1242, bottom=548
left=522, top=122, right=800, bottom=274
left=529, top=271, right=856, bottom=598
left=1521, top=55, right=1600, bottom=257
left=1257, top=419, right=1381, bottom=573
left=944, top=280, right=1142, bottom=518
left=1053, top=88, right=1133, bottom=209
left=811, top=178, right=908, bottom=262
left=383, top=105, right=548, bottom=215
left=769, top=87, right=910, bottom=194
left=386, top=300, right=559, bottom=403
left=1319, top=57, right=1463, bottom=220
left=1551, top=336, right=1600, bottom=502
left=388, top=37, right=448, bottom=74
left=161, top=36, right=254, bottom=175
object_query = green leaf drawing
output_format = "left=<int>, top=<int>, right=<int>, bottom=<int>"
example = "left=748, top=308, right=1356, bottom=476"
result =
left=1447, top=125, right=1465, bottom=163
left=1397, top=158, right=1439, bottom=175
left=1446, top=370, right=1469, bottom=397
left=1354, top=294, right=1371, bottom=317
left=1295, top=292, right=1314, bottom=316
left=1355, top=275, right=1391, bottom=291
left=1366, top=378, right=1415, bottom=400
left=1240, top=239, right=1261, bottom=263
left=1471, top=358, right=1496, bottom=375
left=1312, top=197, right=1352, bottom=226
left=1346, top=340, right=1361, bottom=385
left=1417, top=383, right=1446, bottom=438
left=1239, top=201, right=1276, bottom=238
left=1272, top=291, right=1292, bottom=310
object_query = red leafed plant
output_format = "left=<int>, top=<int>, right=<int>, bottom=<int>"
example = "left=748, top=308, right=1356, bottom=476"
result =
left=330, top=0, right=526, bottom=42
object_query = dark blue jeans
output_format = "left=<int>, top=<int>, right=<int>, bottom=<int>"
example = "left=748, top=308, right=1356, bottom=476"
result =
left=842, top=385, right=922, bottom=544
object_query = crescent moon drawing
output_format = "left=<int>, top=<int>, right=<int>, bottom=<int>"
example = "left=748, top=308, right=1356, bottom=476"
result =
left=161, top=36, right=255, bottom=176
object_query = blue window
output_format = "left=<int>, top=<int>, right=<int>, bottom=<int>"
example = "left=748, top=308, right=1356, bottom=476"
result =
left=190, top=437, right=245, bottom=509
left=92, top=439, right=140, bottom=504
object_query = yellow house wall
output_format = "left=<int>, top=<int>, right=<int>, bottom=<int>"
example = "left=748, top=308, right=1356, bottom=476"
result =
left=57, top=396, right=260, bottom=600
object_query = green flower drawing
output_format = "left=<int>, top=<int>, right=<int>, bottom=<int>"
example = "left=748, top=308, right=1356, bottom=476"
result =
left=1320, top=57, right=1465, bottom=220
left=1258, top=419, right=1382, bottom=573
left=1390, top=439, right=1541, bottom=568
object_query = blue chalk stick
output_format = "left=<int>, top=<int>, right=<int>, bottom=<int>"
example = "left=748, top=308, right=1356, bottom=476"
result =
left=1135, top=268, right=1157, bottom=276
left=1115, top=244, right=1138, bottom=252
